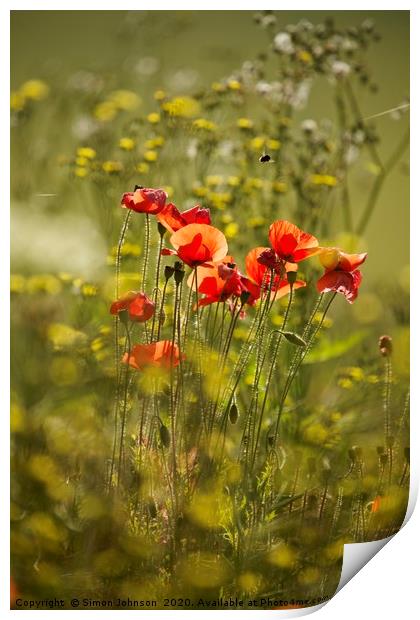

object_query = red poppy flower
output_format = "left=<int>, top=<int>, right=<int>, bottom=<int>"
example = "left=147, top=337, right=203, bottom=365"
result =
left=157, top=203, right=211, bottom=233
left=245, top=247, right=306, bottom=301
left=187, top=257, right=250, bottom=307
left=123, top=340, right=184, bottom=370
left=162, top=223, right=228, bottom=268
left=269, top=220, right=320, bottom=263
left=121, top=187, right=167, bottom=215
left=110, top=291, right=155, bottom=322
left=317, top=247, right=367, bottom=303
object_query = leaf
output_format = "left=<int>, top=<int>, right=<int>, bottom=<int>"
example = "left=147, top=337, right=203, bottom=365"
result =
left=282, top=331, right=307, bottom=347
left=304, top=330, right=367, bottom=364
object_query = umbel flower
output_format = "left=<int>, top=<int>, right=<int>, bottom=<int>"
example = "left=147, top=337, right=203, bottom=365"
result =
left=110, top=291, right=155, bottom=322
left=121, top=186, right=167, bottom=214
left=123, top=341, right=184, bottom=370
left=317, top=248, right=367, bottom=303
left=157, top=203, right=211, bottom=233
left=162, top=223, right=228, bottom=267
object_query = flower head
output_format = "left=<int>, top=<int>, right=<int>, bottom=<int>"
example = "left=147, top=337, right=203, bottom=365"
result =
left=121, top=187, right=167, bottom=215
left=110, top=291, right=155, bottom=323
left=317, top=248, right=367, bottom=303
left=162, top=223, right=228, bottom=268
left=157, top=203, right=211, bottom=233
left=123, top=341, right=183, bottom=370
left=269, top=220, right=320, bottom=263
left=245, top=247, right=306, bottom=301
left=187, top=257, right=252, bottom=308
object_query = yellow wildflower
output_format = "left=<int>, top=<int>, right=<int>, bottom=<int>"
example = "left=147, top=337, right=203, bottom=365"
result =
left=75, top=167, right=88, bottom=178
left=237, top=117, right=253, bottom=130
left=310, top=174, right=338, bottom=187
left=94, top=101, right=117, bottom=122
left=192, top=185, right=208, bottom=198
left=102, top=160, right=123, bottom=173
left=154, top=89, right=166, bottom=101
left=136, top=162, right=149, bottom=174
left=20, top=79, right=49, bottom=101
left=249, top=136, right=265, bottom=151
left=119, top=137, right=135, bottom=151
left=77, top=147, right=96, bottom=160
left=147, top=112, right=160, bottom=124
left=272, top=181, right=288, bottom=193
left=109, top=90, right=140, bottom=110
left=162, top=96, right=200, bottom=118
left=267, top=138, right=281, bottom=150
left=297, top=50, right=313, bottom=63
left=227, top=176, right=240, bottom=187
left=11, top=274, right=26, bottom=294
left=10, top=91, right=25, bottom=111
left=228, top=80, right=242, bottom=91
left=144, top=150, right=158, bottom=163
left=206, top=175, right=223, bottom=187
left=193, top=118, right=217, bottom=131
left=211, top=81, right=225, bottom=92
left=224, top=222, right=238, bottom=238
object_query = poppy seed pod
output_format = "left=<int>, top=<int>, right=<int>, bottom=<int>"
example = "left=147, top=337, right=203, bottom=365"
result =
left=164, top=265, right=175, bottom=281
left=379, top=335, right=392, bottom=357
left=229, top=403, right=239, bottom=424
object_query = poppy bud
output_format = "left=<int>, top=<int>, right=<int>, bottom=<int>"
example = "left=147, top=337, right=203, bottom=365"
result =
left=379, top=335, right=392, bottom=357
left=164, top=266, right=175, bottom=281
left=287, top=270, right=297, bottom=285
left=159, top=423, right=171, bottom=448
left=118, top=308, right=129, bottom=325
left=157, top=222, right=167, bottom=238
left=240, top=290, right=251, bottom=305
left=229, top=403, right=239, bottom=424
left=282, top=331, right=306, bottom=347
left=174, top=263, right=185, bottom=285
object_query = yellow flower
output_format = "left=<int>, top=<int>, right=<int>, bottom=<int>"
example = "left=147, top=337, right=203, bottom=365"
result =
left=162, top=96, right=200, bottom=118
left=119, top=137, right=136, bottom=151
left=193, top=118, right=217, bottom=131
left=247, top=216, right=266, bottom=228
left=237, top=117, right=253, bottom=130
left=102, top=160, right=123, bottom=173
left=221, top=214, right=233, bottom=224
left=144, top=150, right=158, bottom=163
left=205, top=175, right=223, bottom=187
left=153, top=135, right=165, bottom=147
left=272, top=181, right=288, bottom=193
left=10, top=91, right=25, bottom=111
left=224, top=222, right=238, bottom=238
left=136, top=162, right=149, bottom=174
left=163, top=185, right=174, bottom=198
left=11, top=274, right=26, bottom=293
left=77, top=147, right=96, bottom=160
left=81, top=283, right=98, bottom=296
left=154, top=89, right=166, bottom=101
left=192, top=185, right=208, bottom=198
left=94, top=101, right=117, bottom=122
left=75, top=156, right=88, bottom=167
left=309, top=174, right=338, bottom=187
left=297, top=50, right=313, bottom=64
left=26, top=274, right=62, bottom=295
left=75, top=167, right=88, bottom=178
left=211, top=81, right=225, bottom=92
left=147, top=112, right=160, bottom=124
left=228, top=79, right=242, bottom=91
left=227, top=176, right=240, bottom=187
left=109, top=90, right=141, bottom=110
left=20, top=79, right=49, bottom=101
left=249, top=136, right=265, bottom=151
left=267, top=138, right=281, bottom=150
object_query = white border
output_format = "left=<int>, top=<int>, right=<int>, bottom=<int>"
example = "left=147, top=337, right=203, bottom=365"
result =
left=3, top=3, right=417, bottom=619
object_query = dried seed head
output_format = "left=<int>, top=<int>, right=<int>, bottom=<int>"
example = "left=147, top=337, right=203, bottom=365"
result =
left=164, top=265, right=175, bottom=281
left=379, top=334, right=392, bottom=357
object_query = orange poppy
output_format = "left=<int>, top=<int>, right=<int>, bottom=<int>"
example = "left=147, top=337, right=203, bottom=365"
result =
left=162, top=223, right=228, bottom=268
left=187, top=257, right=253, bottom=308
left=157, top=203, right=211, bottom=233
left=123, top=340, right=184, bottom=370
left=245, top=247, right=306, bottom=301
left=317, top=248, right=367, bottom=303
left=121, top=186, right=167, bottom=215
left=269, top=220, right=320, bottom=263
left=110, top=291, right=155, bottom=322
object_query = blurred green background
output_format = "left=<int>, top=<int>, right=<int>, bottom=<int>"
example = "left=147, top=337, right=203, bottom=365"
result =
left=11, top=10, right=409, bottom=282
